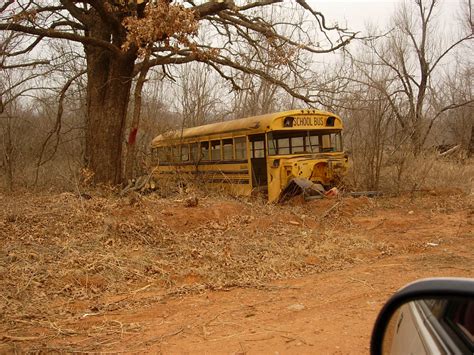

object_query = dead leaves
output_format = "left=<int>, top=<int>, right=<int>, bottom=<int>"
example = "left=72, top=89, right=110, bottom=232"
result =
left=122, top=0, right=198, bottom=56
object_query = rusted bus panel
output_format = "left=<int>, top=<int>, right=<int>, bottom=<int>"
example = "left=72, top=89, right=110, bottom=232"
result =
left=151, top=161, right=252, bottom=195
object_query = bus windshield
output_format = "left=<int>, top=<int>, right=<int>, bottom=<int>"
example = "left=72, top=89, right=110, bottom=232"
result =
left=268, top=130, right=342, bottom=155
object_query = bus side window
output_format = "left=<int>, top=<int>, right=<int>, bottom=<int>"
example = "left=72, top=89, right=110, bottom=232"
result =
left=211, top=140, right=221, bottom=161
left=223, top=139, right=233, bottom=160
left=190, top=143, right=199, bottom=161
left=151, top=148, right=157, bottom=163
left=200, top=141, right=210, bottom=160
left=235, top=137, right=247, bottom=160
left=158, top=147, right=168, bottom=162
left=181, top=144, right=189, bottom=161
left=171, top=146, right=180, bottom=162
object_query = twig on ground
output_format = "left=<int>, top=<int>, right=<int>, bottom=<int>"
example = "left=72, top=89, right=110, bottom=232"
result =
left=348, top=276, right=376, bottom=290
left=2, top=335, right=43, bottom=341
left=319, top=201, right=341, bottom=220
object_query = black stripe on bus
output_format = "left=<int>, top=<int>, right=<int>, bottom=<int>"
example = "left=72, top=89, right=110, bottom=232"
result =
left=195, top=170, right=249, bottom=175
left=155, top=160, right=248, bottom=166
left=157, top=170, right=249, bottom=175
left=204, top=178, right=250, bottom=185
left=154, top=173, right=249, bottom=185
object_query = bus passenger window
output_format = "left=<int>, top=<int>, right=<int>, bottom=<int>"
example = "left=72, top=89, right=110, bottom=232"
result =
left=252, top=140, right=265, bottom=158
left=200, top=141, right=210, bottom=160
left=151, top=148, right=158, bottom=163
left=156, top=147, right=163, bottom=161
left=181, top=144, right=189, bottom=161
left=211, top=140, right=221, bottom=161
left=160, top=147, right=171, bottom=162
left=235, top=137, right=247, bottom=160
left=223, top=139, right=233, bottom=160
left=171, top=146, right=180, bottom=162
left=190, top=143, right=199, bottom=161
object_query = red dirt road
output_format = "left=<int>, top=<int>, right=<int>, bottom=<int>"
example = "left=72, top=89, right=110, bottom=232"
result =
left=51, top=255, right=471, bottom=354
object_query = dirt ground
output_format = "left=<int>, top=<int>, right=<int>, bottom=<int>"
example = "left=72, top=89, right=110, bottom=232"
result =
left=0, top=189, right=473, bottom=354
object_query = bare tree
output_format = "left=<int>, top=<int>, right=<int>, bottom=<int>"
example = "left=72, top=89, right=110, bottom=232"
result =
left=230, top=73, right=283, bottom=118
left=0, top=31, right=50, bottom=190
left=431, top=61, right=473, bottom=150
left=224, top=6, right=315, bottom=118
left=0, top=0, right=356, bottom=184
left=342, top=90, right=394, bottom=190
left=358, top=0, right=473, bottom=153
left=461, top=0, right=474, bottom=156
left=174, top=63, right=223, bottom=128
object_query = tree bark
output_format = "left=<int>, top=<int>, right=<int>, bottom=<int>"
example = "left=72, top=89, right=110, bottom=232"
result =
left=83, top=22, right=137, bottom=185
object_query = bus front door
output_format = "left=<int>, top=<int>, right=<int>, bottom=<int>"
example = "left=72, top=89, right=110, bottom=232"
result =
left=249, top=134, right=267, bottom=190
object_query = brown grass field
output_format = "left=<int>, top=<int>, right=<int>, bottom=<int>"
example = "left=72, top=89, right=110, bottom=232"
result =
left=0, top=187, right=472, bottom=353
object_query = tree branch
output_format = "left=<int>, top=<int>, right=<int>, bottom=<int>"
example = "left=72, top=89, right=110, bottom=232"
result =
left=194, top=0, right=236, bottom=18
left=2, top=35, right=43, bottom=57
left=2, top=60, right=49, bottom=69
left=88, top=0, right=123, bottom=37
left=205, top=55, right=313, bottom=104
left=428, top=34, right=474, bottom=75
left=0, top=22, right=122, bottom=55
left=59, top=0, right=91, bottom=27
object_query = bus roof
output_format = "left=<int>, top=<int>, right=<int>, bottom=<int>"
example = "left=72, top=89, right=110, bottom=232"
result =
left=151, top=109, right=339, bottom=146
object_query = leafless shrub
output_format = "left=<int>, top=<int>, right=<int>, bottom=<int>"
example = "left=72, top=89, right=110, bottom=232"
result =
left=380, top=150, right=473, bottom=195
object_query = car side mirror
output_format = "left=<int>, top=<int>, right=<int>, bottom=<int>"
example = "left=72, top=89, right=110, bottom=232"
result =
left=370, top=278, right=474, bottom=355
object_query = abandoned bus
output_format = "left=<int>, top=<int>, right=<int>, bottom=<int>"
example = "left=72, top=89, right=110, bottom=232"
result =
left=150, top=109, right=347, bottom=202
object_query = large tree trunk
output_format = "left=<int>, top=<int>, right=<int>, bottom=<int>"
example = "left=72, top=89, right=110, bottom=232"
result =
left=83, top=23, right=137, bottom=185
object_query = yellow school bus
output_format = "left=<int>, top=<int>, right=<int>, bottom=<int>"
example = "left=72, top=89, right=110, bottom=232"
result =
left=150, top=109, right=347, bottom=202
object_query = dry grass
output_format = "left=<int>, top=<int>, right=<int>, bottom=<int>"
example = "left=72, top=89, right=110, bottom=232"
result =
left=0, top=191, right=390, bottom=329
left=382, top=152, right=473, bottom=194
left=1, top=188, right=472, bottom=353
left=345, top=150, right=474, bottom=195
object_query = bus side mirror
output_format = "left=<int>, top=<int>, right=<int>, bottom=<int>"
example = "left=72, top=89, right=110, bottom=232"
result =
left=370, top=278, right=474, bottom=355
